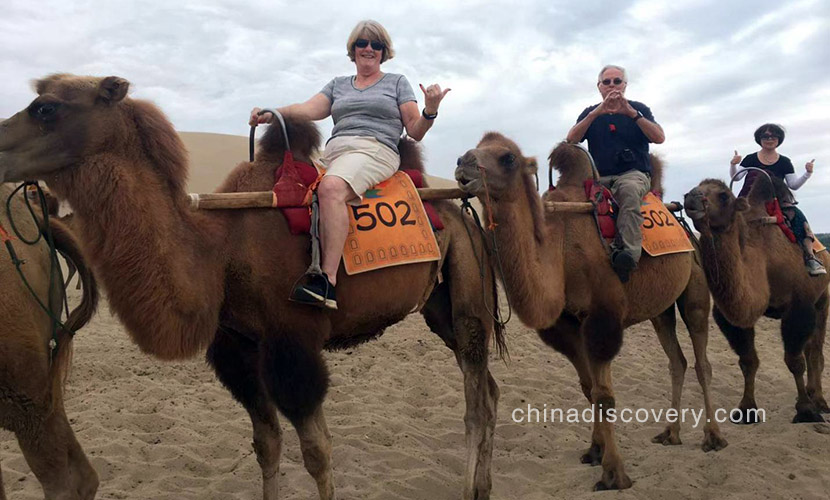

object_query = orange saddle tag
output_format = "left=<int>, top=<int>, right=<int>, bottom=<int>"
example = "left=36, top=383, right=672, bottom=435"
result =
left=813, top=239, right=827, bottom=254
left=343, top=171, right=441, bottom=275
left=640, top=192, right=695, bottom=257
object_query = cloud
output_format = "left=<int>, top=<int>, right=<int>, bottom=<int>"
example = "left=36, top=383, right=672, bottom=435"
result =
left=2, top=0, right=829, bottom=229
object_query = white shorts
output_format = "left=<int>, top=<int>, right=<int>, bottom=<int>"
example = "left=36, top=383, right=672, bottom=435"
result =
left=319, top=136, right=400, bottom=202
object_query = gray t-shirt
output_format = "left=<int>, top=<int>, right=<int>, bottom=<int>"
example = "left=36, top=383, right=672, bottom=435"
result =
left=320, top=73, right=417, bottom=154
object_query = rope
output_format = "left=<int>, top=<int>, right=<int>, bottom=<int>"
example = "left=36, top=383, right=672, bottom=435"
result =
left=476, top=165, right=498, bottom=230
left=4, top=182, right=73, bottom=365
left=460, top=198, right=512, bottom=331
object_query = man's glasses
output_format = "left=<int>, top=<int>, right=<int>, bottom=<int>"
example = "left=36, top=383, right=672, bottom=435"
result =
left=355, top=39, right=385, bottom=51
left=760, top=134, right=779, bottom=140
left=600, top=78, right=625, bottom=86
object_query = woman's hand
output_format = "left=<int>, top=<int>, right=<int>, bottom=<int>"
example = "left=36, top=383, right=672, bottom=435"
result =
left=730, top=150, right=742, bottom=166
left=420, top=84, right=451, bottom=114
left=806, top=159, right=815, bottom=173
left=248, top=107, right=274, bottom=127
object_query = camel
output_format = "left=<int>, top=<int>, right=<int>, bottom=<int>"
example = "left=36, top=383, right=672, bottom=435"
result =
left=683, top=177, right=829, bottom=423
left=455, top=134, right=724, bottom=490
left=0, top=74, right=504, bottom=500
left=0, top=183, right=99, bottom=499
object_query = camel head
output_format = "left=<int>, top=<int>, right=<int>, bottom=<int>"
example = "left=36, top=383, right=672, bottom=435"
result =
left=0, top=74, right=131, bottom=183
left=683, top=179, right=749, bottom=233
left=455, top=132, right=537, bottom=201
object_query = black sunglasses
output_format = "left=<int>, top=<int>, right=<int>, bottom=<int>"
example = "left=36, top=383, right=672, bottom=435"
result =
left=355, top=39, right=385, bottom=51
left=760, top=133, right=779, bottom=140
left=600, top=77, right=625, bottom=86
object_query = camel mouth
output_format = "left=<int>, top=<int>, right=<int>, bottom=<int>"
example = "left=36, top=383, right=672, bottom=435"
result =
left=454, top=165, right=483, bottom=194
left=455, top=176, right=483, bottom=194
left=685, top=207, right=706, bottom=220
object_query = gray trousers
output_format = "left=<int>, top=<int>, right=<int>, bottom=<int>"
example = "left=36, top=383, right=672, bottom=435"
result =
left=599, top=169, right=651, bottom=261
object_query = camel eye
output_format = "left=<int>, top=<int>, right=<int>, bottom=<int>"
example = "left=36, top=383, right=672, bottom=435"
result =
left=499, top=152, right=515, bottom=167
left=718, top=192, right=730, bottom=205
left=30, top=102, right=59, bottom=121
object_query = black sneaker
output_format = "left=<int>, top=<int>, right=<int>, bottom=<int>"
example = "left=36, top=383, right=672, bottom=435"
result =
left=612, top=250, right=638, bottom=284
left=290, top=273, right=338, bottom=310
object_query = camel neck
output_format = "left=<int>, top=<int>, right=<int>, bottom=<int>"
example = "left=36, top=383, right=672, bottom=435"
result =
left=698, top=221, right=769, bottom=324
left=486, top=188, right=566, bottom=330
left=48, top=151, right=227, bottom=360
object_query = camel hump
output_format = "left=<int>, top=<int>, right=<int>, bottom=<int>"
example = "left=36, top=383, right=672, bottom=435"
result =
left=398, top=137, right=425, bottom=174
left=258, top=116, right=323, bottom=161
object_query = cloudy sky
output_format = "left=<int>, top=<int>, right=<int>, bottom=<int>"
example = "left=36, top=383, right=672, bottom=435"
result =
left=2, top=0, right=829, bottom=229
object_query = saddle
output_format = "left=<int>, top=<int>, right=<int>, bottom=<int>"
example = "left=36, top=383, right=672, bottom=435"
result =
left=583, top=180, right=694, bottom=257
left=272, top=149, right=443, bottom=235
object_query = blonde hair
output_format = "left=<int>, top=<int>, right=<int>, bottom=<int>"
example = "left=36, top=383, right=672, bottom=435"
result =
left=346, top=20, right=395, bottom=63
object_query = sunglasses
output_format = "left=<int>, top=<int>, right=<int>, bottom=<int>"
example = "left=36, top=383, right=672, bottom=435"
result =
left=760, top=133, right=779, bottom=140
left=354, top=39, right=385, bottom=51
left=600, top=78, right=625, bottom=86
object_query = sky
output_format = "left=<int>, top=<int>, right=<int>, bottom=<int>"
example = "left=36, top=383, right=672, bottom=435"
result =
left=2, top=0, right=829, bottom=229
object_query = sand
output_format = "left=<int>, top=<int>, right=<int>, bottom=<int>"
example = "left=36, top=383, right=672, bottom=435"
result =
left=2, top=132, right=828, bottom=499
left=2, top=290, right=829, bottom=499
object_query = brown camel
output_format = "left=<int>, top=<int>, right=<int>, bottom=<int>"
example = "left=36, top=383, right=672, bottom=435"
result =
left=0, top=183, right=99, bottom=499
left=0, top=74, right=504, bottom=500
left=684, top=178, right=829, bottom=423
left=455, top=134, right=724, bottom=490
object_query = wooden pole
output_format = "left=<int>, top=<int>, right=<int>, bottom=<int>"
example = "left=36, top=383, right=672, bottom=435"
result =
left=544, top=201, right=594, bottom=213
left=187, top=187, right=470, bottom=210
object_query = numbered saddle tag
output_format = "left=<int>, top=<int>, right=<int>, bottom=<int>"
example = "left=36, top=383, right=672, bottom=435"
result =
left=343, top=171, right=441, bottom=275
left=813, top=239, right=827, bottom=254
left=640, top=192, right=695, bottom=257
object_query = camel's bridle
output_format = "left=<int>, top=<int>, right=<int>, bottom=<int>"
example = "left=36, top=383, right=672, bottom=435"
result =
left=3, top=182, right=74, bottom=364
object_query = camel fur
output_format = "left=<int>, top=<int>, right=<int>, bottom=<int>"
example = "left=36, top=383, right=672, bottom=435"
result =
left=0, top=74, right=503, bottom=500
left=0, top=183, right=99, bottom=499
left=684, top=177, right=829, bottom=423
left=455, top=135, right=724, bottom=491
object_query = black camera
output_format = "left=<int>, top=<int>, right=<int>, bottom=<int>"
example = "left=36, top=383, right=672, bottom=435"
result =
left=616, top=148, right=636, bottom=164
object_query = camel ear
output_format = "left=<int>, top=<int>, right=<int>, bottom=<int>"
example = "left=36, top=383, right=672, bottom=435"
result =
left=98, top=76, right=129, bottom=104
left=524, top=156, right=538, bottom=175
left=734, top=197, right=750, bottom=212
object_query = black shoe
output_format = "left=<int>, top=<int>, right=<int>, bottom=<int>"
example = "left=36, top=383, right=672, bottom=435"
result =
left=290, top=273, right=338, bottom=310
left=612, top=250, right=638, bottom=284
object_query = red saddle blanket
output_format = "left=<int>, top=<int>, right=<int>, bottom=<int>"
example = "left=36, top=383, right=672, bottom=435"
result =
left=274, top=151, right=443, bottom=235
left=764, top=199, right=797, bottom=243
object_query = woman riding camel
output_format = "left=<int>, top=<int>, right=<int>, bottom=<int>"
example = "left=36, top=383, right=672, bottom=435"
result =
left=249, top=19, right=450, bottom=309
left=730, top=123, right=825, bottom=276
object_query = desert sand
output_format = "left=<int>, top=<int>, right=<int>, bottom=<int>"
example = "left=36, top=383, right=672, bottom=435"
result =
left=2, top=131, right=828, bottom=499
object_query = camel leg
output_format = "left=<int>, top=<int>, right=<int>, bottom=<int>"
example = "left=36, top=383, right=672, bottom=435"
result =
left=713, top=306, right=760, bottom=424
left=422, top=281, right=498, bottom=499
left=649, top=306, right=686, bottom=446
left=16, top=408, right=98, bottom=500
left=538, top=313, right=593, bottom=403
left=781, top=306, right=824, bottom=423
left=805, top=291, right=829, bottom=412
left=537, top=315, right=601, bottom=465
left=582, top=310, right=631, bottom=491
left=677, top=280, right=727, bottom=452
left=207, top=328, right=283, bottom=500
left=295, top=405, right=335, bottom=500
